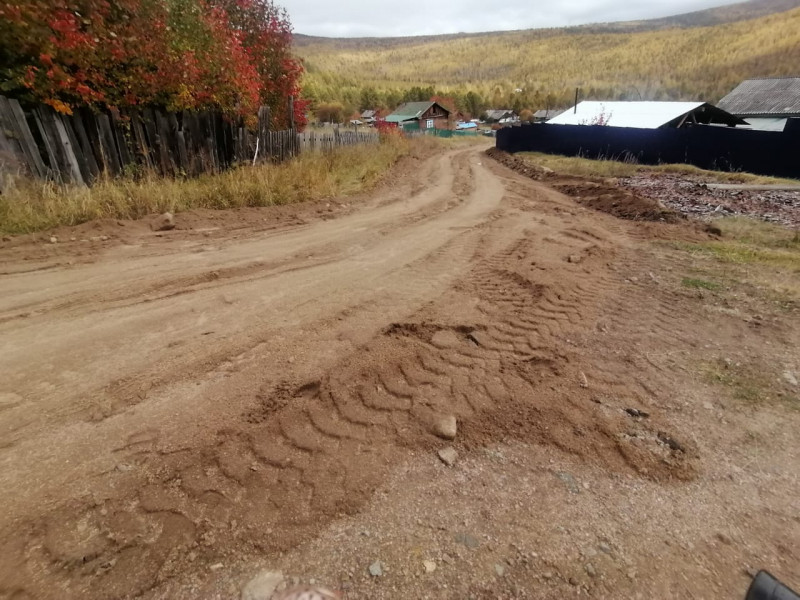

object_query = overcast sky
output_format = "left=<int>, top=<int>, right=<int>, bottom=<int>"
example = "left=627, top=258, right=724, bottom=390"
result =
left=282, top=0, right=737, bottom=37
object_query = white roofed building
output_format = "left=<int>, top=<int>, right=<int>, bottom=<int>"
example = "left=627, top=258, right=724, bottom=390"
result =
left=547, top=101, right=745, bottom=129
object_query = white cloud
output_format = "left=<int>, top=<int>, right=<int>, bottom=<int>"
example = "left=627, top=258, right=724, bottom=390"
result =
left=282, top=0, right=735, bottom=37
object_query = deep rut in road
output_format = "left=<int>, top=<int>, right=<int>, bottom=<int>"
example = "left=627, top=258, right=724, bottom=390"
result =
left=0, top=149, right=699, bottom=599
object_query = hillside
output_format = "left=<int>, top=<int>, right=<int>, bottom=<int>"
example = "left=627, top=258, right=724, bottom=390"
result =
left=296, top=0, right=800, bottom=114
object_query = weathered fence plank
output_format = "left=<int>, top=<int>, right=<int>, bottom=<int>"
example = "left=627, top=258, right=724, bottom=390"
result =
left=0, top=95, right=383, bottom=186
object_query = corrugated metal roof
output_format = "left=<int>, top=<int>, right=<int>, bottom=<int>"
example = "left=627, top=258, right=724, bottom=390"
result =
left=548, top=101, right=709, bottom=129
left=385, top=101, right=435, bottom=121
left=744, top=117, right=788, bottom=132
left=485, top=109, right=514, bottom=120
left=717, top=77, right=800, bottom=116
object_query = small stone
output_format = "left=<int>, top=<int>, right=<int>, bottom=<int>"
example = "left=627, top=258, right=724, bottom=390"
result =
left=567, top=254, right=581, bottom=264
left=716, top=532, right=732, bottom=545
left=100, top=235, right=109, bottom=241
left=455, top=532, right=480, bottom=549
left=598, top=542, right=612, bottom=554
left=702, top=401, right=714, bottom=410
left=152, top=212, right=176, bottom=231
left=494, top=564, right=506, bottom=577
left=585, top=563, right=597, bottom=578
left=442, top=554, right=455, bottom=565
left=49, top=236, right=58, bottom=243
left=556, top=471, right=581, bottom=494
left=423, top=560, right=436, bottom=574
left=627, top=569, right=637, bottom=580
left=569, top=577, right=579, bottom=586
left=783, top=371, right=798, bottom=387
left=369, top=561, right=383, bottom=577
left=431, top=329, right=461, bottom=349
left=542, top=572, right=554, bottom=580
left=70, top=236, right=76, bottom=241
left=431, top=415, right=457, bottom=440
left=437, top=447, right=458, bottom=466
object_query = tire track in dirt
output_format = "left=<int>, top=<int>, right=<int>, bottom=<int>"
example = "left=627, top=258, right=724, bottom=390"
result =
left=0, top=147, right=699, bottom=599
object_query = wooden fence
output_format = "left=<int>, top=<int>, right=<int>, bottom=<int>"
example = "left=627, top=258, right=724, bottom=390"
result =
left=298, top=129, right=380, bottom=152
left=0, top=97, right=380, bottom=187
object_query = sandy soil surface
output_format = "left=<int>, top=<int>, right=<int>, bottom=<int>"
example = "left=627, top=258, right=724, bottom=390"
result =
left=0, top=145, right=798, bottom=600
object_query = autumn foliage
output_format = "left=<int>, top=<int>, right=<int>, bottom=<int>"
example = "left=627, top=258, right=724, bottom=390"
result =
left=0, top=0, right=307, bottom=128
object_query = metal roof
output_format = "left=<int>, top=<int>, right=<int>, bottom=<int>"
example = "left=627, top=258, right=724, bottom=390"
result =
left=533, top=108, right=564, bottom=120
left=385, top=101, right=438, bottom=123
left=485, top=109, right=515, bottom=120
left=717, top=77, right=800, bottom=117
left=547, top=101, right=744, bottom=129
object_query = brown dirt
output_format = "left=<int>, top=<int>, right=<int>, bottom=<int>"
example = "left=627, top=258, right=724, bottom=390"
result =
left=0, top=145, right=798, bottom=600
left=485, top=148, right=683, bottom=223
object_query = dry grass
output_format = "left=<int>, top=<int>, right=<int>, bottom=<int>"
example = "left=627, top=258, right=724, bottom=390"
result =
left=0, top=134, right=435, bottom=235
left=519, top=152, right=800, bottom=185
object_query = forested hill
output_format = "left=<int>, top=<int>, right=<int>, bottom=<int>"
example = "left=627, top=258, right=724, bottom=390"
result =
left=295, top=0, right=800, bottom=116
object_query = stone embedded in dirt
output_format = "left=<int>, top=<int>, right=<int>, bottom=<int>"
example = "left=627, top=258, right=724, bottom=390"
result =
left=431, top=414, right=457, bottom=440
left=49, top=236, right=58, bottom=243
left=624, top=408, right=650, bottom=419
left=585, top=563, right=597, bottom=577
left=495, top=563, right=506, bottom=577
left=783, top=371, right=798, bottom=387
left=423, top=560, right=437, bottom=574
left=437, top=447, right=458, bottom=466
left=368, top=561, right=383, bottom=577
left=556, top=471, right=581, bottom=494
left=430, top=329, right=462, bottom=349
left=241, top=570, right=284, bottom=600
left=152, top=212, right=176, bottom=231
left=455, top=532, right=480, bottom=549
left=567, top=254, right=581, bottom=264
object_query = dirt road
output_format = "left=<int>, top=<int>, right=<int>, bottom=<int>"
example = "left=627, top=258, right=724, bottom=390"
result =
left=1, top=145, right=798, bottom=599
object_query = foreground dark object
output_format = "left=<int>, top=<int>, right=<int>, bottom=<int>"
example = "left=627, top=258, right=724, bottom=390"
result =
left=747, top=571, right=800, bottom=600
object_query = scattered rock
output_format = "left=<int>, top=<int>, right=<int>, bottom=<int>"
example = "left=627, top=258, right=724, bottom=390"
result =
left=241, top=570, right=283, bottom=600
left=555, top=471, right=581, bottom=494
left=627, top=569, right=637, bottom=580
left=567, top=254, right=581, bottom=264
left=657, top=431, right=685, bottom=453
left=423, top=560, right=437, bottom=574
left=442, top=554, right=455, bottom=565
left=579, top=371, right=589, bottom=388
left=783, top=371, right=798, bottom=387
left=598, top=542, right=612, bottom=554
left=454, top=532, right=480, bottom=549
left=702, top=401, right=714, bottom=410
left=466, top=330, right=491, bottom=347
left=716, top=532, right=733, bottom=545
left=495, top=563, right=506, bottom=577
left=70, top=236, right=76, bottom=242
left=437, top=447, right=458, bottom=466
left=431, top=414, right=457, bottom=440
left=569, top=577, right=579, bottom=586
left=368, top=561, right=383, bottom=577
left=100, top=235, right=109, bottom=241
left=542, top=572, right=554, bottom=580
left=624, top=408, right=650, bottom=418
left=152, top=212, right=176, bottom=231
left=49, top=236, right=58, bottom=244
left=585, top=563, right=597, bottom=578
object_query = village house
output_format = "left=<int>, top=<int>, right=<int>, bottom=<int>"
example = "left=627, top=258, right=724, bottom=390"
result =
left=533, top=108, right=564, bottom=123
left=717, top=77, right=800, bottom=132
left=547, top=101, right=745, bottom=129
left=384, top=101, right=451, bottom=130
left=484, top=109, right=518, bottom=123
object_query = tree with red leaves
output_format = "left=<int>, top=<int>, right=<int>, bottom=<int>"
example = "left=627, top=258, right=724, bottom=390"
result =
left=0, top=0, right=305, bottom=128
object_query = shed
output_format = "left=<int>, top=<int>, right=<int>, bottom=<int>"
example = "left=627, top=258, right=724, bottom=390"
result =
left=717, top=77, right=800, bottom=132
left=384, top=101, right=451, bottom=129
left=484, top=109, right=517, bottom=123
left=547, top=101, right=745, bottom=129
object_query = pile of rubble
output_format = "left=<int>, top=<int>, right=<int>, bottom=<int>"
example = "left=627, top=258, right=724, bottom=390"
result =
left=618, top=173, right=800, bottom=228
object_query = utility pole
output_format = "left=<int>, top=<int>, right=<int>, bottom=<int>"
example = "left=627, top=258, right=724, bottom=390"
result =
left=574, top=88, right=580, bottom=114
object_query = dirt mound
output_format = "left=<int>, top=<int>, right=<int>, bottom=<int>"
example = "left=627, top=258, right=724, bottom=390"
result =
left=486, top=148, right=683, bottom=223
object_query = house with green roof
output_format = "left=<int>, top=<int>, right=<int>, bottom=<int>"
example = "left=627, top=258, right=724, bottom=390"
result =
left=384, top=101, right=451, bottom=130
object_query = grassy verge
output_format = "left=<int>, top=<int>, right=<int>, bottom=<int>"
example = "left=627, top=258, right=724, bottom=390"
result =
left=519, top=152, right=800, bottom=185
left=1, top=134, right=435, bottom=235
